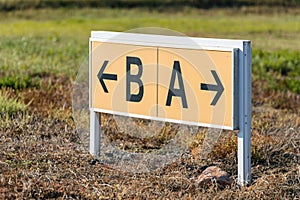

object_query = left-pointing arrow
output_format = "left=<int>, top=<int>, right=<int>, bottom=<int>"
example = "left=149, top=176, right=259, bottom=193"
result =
left=97, top=60, right=117, bottom=93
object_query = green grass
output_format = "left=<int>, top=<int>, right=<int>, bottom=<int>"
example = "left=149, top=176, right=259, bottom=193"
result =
left=0, top=8, right=300, bottom=50
left=0, top=8, right=299, bottom=94
left=0, top=36, right=86, bottom=81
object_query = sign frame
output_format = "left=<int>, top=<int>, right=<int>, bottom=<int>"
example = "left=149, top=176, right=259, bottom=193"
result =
left=89, top=31, right=252, bottom=186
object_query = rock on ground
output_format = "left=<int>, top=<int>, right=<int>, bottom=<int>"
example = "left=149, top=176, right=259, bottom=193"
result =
left=196, top=166, right=233, bottom=187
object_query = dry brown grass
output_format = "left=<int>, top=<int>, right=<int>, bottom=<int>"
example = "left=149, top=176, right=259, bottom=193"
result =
left=0, top=75, right=299, bottom=199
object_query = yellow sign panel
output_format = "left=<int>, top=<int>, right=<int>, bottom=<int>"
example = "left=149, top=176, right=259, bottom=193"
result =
left=91, top=41, right=236, bottom=129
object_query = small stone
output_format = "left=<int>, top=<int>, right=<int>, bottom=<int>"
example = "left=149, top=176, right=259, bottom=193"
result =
left=197, top=166, right=233, bottom=187
left=89, top=159, right=99, bottom=165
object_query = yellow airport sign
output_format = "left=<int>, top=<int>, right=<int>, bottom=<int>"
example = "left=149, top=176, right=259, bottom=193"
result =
left=89, top=31, right=252, bottom=186
left=90, top=39, right=237, bottom=130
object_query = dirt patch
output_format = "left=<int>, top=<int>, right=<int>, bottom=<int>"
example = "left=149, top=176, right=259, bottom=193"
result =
left=252, top=79, right=300, bottom=113
left=20, top=76, right=72, bottom=116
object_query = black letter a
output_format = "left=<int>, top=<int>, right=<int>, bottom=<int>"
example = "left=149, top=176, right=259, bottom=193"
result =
left=166, top=61, right=188, bottom=108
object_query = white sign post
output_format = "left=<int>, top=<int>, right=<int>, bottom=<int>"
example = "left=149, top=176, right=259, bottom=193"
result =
left=89, top=31, right=251, bottom=186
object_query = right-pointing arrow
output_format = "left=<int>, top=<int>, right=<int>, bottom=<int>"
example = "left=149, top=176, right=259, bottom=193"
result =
left=200, top=70, right=224, bottom=106
left=97, top=60, right=117, bottom=93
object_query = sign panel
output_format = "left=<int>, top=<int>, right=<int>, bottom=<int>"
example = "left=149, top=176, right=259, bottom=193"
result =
left=91, top=40, right=237, bottom=130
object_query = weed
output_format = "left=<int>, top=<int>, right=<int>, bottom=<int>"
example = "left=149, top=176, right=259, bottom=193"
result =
left=253, top=49, right=300, bottom=94
left=0, top=90, right=28, bottom=116
left=0, top=75, right=39, bottom=89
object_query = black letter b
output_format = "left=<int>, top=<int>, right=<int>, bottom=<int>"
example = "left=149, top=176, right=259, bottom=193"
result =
left=126, top=56, right=144, bottom=102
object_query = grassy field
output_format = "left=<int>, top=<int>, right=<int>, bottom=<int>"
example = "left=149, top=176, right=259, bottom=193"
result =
left=0, top=7, right=299, bottom=199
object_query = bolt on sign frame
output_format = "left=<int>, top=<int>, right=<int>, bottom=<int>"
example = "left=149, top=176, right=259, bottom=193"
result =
left=89, top=31, right=252, bottom=186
